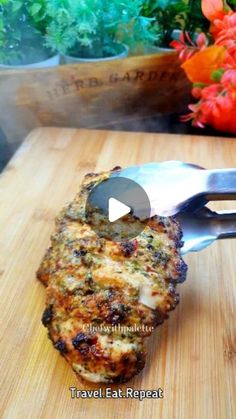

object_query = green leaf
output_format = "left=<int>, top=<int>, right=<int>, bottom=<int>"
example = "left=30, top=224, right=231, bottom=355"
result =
left=211, top=68, right=225, bottom=82
left=29, top=3, right=42, bottom=16
left=12, top=1, right=23, bottom=13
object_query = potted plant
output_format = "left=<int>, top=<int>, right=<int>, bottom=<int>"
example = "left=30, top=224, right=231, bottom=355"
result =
left=142, top=0, right=188, bottom=53
left=42, top=0, right=157, bottom=63
left=0, top=0, right=59, bottom=69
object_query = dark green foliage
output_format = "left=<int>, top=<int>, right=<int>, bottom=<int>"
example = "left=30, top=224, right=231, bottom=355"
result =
left=228, top=0, right=236, bottom=9
left=184, top=0, right=209, bottom=34
left=143, top=0, right=210, bottom=47
left=0, top=0, right=51, bottom=65
left=143, top=0, right=188, bottom=47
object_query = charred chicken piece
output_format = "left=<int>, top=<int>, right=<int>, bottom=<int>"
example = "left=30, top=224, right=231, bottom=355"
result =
left=37, top=169, right=187, bottom=383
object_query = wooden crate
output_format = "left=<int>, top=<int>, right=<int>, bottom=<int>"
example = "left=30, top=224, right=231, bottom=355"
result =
left=0, top=52, right=191, bottom=143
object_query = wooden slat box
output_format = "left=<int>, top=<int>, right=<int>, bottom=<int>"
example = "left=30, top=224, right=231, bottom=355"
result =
left=0, top=52, right=191, bottom=143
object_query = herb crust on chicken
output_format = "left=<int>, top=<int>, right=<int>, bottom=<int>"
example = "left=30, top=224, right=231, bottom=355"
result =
left=37, top=168, right=187, bottom=383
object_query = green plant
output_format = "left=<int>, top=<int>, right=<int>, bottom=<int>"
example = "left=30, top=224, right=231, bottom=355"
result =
left=184, top=0, right=209, bottom=34
left=41, top=0, right=157, bottom=58
left=228, top=0, right=236, bottom=8
left=0, top=0, right=21, bottom=64
left=143, top=0, right=188, bottom=47
left=0, top=0, right=52, bottom=65
left=27, top=0, right=51, bottom=35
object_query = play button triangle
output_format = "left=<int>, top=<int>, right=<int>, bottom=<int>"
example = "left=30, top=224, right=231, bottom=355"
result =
left=108, top=197, right=131, bottom=223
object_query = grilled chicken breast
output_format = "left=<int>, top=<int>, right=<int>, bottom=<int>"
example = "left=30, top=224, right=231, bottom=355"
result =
left=37, top=168, right=187, bottom=383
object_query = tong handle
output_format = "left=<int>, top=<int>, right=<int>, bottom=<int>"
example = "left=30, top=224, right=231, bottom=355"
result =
left=178, top=208, right=236, bottom=254
left=206, top=169, right=236, bottom=199
left=210, top=210, right=236, bottom=240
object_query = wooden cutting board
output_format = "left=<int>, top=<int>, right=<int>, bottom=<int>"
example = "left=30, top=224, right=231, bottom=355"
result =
left=0, top=128, right=235, bottom=419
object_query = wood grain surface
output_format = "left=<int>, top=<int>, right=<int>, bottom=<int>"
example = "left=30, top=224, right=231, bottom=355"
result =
left=0, top=128, right=235, bottom=419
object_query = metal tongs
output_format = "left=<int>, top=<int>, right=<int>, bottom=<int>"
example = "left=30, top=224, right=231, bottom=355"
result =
left=112, top=161, right=236, bottom=254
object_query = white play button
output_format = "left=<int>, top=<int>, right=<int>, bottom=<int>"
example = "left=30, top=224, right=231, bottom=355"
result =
left=86, top=176, right=151, bottom=241
left=108, top=197, right=131, bottom=222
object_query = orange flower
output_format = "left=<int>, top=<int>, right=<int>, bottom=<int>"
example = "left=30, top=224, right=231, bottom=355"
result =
left=182, top=81, right=236, bottom=133
left=201, top=0, right=232, bottom=38
left=172, top=1, right=236, bottom=134
left=201, top=0, right=226, bottom=22
left=181, top=45, right=226, bottom=83
left=170, top=32, right=208, bottom=62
